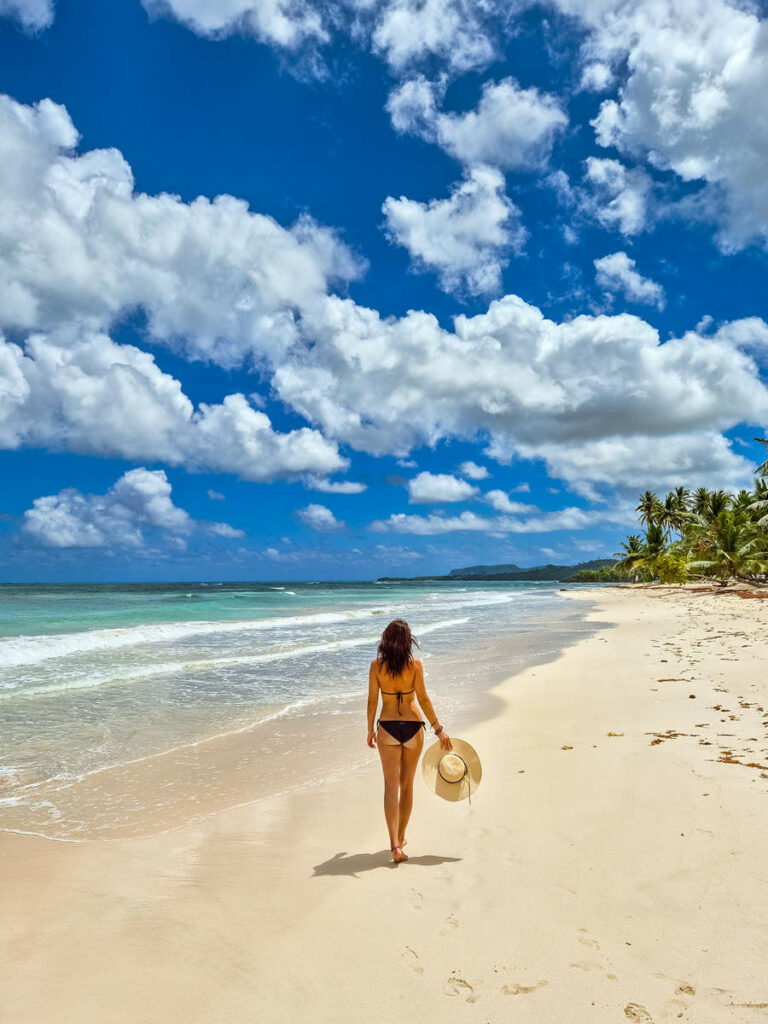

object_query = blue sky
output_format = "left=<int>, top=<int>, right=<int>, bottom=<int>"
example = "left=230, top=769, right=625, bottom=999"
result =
left=1, top=0, right=768, bottom=582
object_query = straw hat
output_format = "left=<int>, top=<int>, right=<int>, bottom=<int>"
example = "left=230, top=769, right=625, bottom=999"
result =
left=422, top=738, right=482, bottom=803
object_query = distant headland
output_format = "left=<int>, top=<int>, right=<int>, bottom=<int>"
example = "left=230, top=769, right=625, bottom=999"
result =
left=377, top=559, right=618, bottom=583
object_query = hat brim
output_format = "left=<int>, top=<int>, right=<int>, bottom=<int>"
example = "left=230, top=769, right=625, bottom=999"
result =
left=422, top=738, right=482, bottom=802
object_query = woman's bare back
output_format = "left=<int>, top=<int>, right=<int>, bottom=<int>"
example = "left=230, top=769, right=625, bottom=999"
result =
left=373, top=658, right=422, bottom=721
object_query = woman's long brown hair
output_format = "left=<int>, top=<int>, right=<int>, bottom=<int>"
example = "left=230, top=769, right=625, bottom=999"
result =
left=377, top=619, right=418, bottom=677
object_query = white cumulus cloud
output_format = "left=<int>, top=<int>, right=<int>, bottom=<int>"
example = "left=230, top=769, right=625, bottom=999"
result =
left=22, top=469, right=197, bottom=548
left=207, top=521, right=245, bottom=538
left=383, top=166, right=525, bottom=295
left=304, top=476, right=367, bottom=493
left=407, top=472, right=478, bottom=503
left=458, top=461, right=489, bottom=480
left=297, top=503, right=344, bottom=529
left=0, top=94, right=362, bottom=367
left=371, top=505, right=629, bottom=535
left=484, top=490, right=536, bottom=514
left=559, top=0, right=768, bottom=249
left=142, top=0, right=326, bottom=48
left=273, top=293, right=768, bottom=499
left=0, top=0, right=52, bottom=29
left=593, top=252, right=665, bottom=309
left=0, top=327, right=347, bottom=480
left=580, top=60, right=613, bottom=92
left=372, top=0, right=496, bottom=74
left=509, top=430, right=756, bottom=497
left=388, top=75, right=567, bottom=171
left=0, top=94, right=367, bottom=482
left=583, top=158, right=654, bottom=236
left=141, top=0, right=506, bottom=76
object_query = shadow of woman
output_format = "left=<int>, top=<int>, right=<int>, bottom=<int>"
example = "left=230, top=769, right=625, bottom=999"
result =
left=312, top=850, right=462, bottom=878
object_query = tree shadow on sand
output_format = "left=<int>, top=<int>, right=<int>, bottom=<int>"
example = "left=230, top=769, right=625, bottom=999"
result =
left=312, top=850, right=462, bottom=878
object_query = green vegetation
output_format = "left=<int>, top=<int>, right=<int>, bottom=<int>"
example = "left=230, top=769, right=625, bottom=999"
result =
left=615, top=449, right=768, bottom=586
left=571, top=565, right=648, bottom=583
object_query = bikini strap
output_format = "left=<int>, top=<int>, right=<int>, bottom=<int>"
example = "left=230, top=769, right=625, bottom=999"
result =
left=380, top=686, right=415, bottom=716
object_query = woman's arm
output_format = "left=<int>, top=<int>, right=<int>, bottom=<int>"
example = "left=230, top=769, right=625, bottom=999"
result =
left=414, top=660, right=452, bottom=750
left=366, top=660, right=379, bottom=748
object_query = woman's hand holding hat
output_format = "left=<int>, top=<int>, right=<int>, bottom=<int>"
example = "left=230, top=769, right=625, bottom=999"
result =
left=438, top=731, right=453, bottom=751
left=422, top=737, right=482, bottom=803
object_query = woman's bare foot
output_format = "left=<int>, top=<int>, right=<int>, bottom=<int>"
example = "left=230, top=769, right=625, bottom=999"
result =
left=397, top=835, right=408, bottom=850
left=391, top=844, right=408, bottom=863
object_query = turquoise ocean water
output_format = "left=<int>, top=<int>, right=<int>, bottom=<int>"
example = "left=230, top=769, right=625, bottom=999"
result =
left=0, top=580, right=594, bottom=840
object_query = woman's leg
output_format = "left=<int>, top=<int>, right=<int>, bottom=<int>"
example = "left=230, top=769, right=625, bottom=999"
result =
left=397, top=729, right=424, bottom=847
left=377, top=735, right=403, bottom=853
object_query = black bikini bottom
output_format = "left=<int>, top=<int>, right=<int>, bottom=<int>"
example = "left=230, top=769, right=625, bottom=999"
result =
left=377, top=720, right=425, bottom=744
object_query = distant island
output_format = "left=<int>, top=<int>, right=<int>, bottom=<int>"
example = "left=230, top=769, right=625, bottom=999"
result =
left=378, top=558, right=620, bottom=583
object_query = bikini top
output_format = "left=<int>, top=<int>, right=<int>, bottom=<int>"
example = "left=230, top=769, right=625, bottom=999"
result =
left=380, top=686, right=415, bottom=716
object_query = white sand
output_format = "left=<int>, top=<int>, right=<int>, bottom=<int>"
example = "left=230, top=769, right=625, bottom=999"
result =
left=3, top=586, right=768, bottom=1023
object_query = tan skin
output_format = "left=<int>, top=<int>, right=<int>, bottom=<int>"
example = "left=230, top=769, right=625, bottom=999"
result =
left=367, top=657, right=452, bottom=863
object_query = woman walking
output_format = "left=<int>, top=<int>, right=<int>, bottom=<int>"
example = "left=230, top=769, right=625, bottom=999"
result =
left=367, top=619, right=452, bottom=863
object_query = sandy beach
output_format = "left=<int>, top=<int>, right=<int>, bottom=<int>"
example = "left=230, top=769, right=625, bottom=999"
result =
left=3, top=585, right=768, bottom=1024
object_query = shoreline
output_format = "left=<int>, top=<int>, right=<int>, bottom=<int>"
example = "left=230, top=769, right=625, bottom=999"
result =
left=0, top=590, right=595, bottom=843
left=3, top=587, right=768, bottom=1022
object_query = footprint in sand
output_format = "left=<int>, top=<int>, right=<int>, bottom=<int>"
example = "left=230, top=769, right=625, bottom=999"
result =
left=569, top=961, right=603, bottom=972
left=444, top=974, right=477, bottom=1002
left=439, top=913, right=459, bottom=935
left=675, top=983, right=695, bottom=996
left=501, top=980, right=549, bottom=995
left=569, top=961, right=618, bottom=980
left=577, top=928, right=600, bottom=950
left=400, top=946, right=424, bottom=975
left=624, top=1003, right=654, bottom=1022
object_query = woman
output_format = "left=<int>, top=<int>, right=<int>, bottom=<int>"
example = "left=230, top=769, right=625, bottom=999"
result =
left=367, top=619, right=452, bottom=863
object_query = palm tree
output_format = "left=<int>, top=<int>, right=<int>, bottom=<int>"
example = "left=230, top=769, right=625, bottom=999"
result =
left=613, top=535, right=645, bottom=583
left=660, top=492, right=677, bottom=537
left=750, top=478, right=768, bottom=525
left=687, top=508, right=768, bottom=585
left=733, top=490, right=753, bottom=516
left=692, top=487, right=711, bottom=516
left=621, top=523, right=668, bottom=580
left=707, top=490, right=732, bottom=519
left=661, top=488, right=690, bottom=539
left=672, top=486, right=691, bottom=509
left=643, top=523, right=667, bottom=562
left=636, top=490, right=663, bottom=528
left=623, top=478, right=768, bottom=585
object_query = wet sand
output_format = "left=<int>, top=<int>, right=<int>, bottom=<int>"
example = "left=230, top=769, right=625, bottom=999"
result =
left=2, top=586, right=768, bottom=1023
